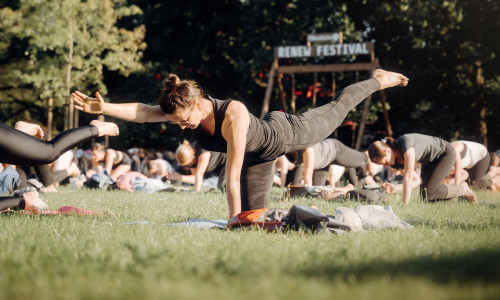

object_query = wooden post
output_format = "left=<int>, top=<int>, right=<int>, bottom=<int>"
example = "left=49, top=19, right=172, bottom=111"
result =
left=355, top=94, right=372, bottom=150
left=291, top=74, right=296, bottom=114
left=74, top=109, right=79, bottom=129
left=312, top=72, right=318, bottom=107
left=277, top=72, right=288, bottom=113
left=47, top=97, right=54, bottom=140
left=474, top=60, right=487, bottom=147
left=379, top=90, right=393, bottom=137
left=331, top=72, right=336, bottom=99
left=260, top=58, right=277, bottom=118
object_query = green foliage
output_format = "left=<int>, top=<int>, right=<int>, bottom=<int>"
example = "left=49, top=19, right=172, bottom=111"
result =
left=0, top=188, right=499, bottom=299
left=0, top=0, right=146, bottom=132
left=348, top=0, right=500, bottom=145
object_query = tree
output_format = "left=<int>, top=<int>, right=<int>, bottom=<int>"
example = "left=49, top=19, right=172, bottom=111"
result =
left=348, top=0, right=500, bottom=148
left=0, top=0, right=146, bottom=134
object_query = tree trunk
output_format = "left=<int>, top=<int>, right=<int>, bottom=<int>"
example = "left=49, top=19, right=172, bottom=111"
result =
left=47, top=97, right=53, bottom=140
left=474, top=60, right=487, bottom=147
left=277, top=72, right=288, bottom=113
left=66, top=22, right=74, bottom=129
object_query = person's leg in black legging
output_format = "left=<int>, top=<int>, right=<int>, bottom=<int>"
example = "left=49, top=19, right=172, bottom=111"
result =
left=468, top=155, right=491, bottom=187
left=312, top=168, right=329, bottom=186
left=420, top=145, right=456, bottom=200
left=34, top=165, right=71, bottom=187
left=240, top=159, right=275, bottom=211
left=291, top=165, right=303, bottom=185
left=0, top=122, right=99, bottom=166
left=0, top=195, right=25, bottom=211
left=344, top=167, right=361, bottom=187
left=0, top=189, right=46, bottom=212
left=283, top=79, right=381, bottom=153
left=16, top=168, right=28, bottom=189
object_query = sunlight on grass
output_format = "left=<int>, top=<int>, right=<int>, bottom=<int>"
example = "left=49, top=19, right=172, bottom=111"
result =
left=0, top=187, right=499, bottom=300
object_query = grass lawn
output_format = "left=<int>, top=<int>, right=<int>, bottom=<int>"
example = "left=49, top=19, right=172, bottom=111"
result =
left=1, top=187, right=499, bottom=300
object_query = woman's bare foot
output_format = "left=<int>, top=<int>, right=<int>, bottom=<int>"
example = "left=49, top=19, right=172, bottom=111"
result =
left=15, top=188, right=48, bottom=212
left=461, top=182, right=478, bottom=203
left=42, top=185, right=58, bottom=193
left=90, top=120, right=119, bottom=137
left=15, top=121, right=45, bottom=138
left=372, top=69, right=409, bottom=89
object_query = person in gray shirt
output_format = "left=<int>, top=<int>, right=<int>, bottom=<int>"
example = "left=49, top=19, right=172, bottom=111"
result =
left=368, top=133, right=477, bottom=203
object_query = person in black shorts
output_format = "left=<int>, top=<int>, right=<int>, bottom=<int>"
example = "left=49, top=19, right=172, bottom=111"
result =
left=89, top=143, right=132, bottom=181
left=368, top=133, right=477, bottom=203
left=168, top=140, right=226, bottom=191
left=0, top=120, right=119, bottom=212
left=73, top=69, right=408, bottom=218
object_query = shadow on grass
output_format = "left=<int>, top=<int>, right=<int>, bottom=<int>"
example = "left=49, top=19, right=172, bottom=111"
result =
left=299, top=247, right=500, bottom=283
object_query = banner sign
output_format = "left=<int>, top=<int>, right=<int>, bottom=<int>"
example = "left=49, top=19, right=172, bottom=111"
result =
left=276, top=42, right=373, bottom=59
left=307, top=32, right=342, bottom=43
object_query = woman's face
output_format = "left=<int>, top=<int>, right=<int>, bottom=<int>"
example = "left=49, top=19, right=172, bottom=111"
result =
left=167, top=99, right=202, bottom=130
left=374, top=148, right=394, bottom=167
left=92, top=150, right=105, bottom=162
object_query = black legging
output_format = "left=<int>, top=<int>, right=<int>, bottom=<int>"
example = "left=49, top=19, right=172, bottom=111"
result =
left=0, top=122, right=99, bottom=166
left=0, top=122, right=99, bottom=210
left=21, top=165, right=70, bottom=187
left=467, top=154, right=491, bottom=187
left=241, top=78, right=380, bottom=210
left=420, top=144, right=456, bottom=200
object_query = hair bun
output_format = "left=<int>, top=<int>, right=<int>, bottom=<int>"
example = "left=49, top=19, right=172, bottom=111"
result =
left=163, top=74, right=180, bottom=92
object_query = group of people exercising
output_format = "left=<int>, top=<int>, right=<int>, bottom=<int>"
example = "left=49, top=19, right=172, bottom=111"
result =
left=1, top=68, right=495, bottom=219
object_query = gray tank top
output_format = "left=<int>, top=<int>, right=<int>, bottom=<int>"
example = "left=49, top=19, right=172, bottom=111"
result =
left=394, top=133, right=449, bottom=168
left=194, top=96, right=286, bottom=161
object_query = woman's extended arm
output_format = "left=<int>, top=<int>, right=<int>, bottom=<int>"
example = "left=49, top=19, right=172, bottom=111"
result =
left=193, top=151, right=211, bottom=192
left=72, top=91, right=170, bottom=123
left=104, top=149, right=115, bottom=174
left=221, top=101, right=249, bottom=219
left=451, top=141, right=464, bottom=185
left=302, top=147, right=315, bottom=186
left=402, top=147, right=416, bottom=204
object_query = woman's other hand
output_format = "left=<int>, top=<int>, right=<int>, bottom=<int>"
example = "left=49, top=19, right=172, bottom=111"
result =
left=381, top=182, right=396, bottom=194
left=72, top=91, right=105, bottom=114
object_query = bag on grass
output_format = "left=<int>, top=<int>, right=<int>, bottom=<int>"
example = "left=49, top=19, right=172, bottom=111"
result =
left=226, top=208, right=287, bottom=232
left=85, top=170, right=116, bottom=190
left=346, top=188, right=386, bottom=204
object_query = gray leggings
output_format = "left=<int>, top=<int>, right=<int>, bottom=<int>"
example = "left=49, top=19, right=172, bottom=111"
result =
left=420, top=144, right=456, bottom=200
left=290, top=139, right=368, bottom=186
left=241, top=79, right=380, bottom=211
left=467, top=154, right=490, bottom=187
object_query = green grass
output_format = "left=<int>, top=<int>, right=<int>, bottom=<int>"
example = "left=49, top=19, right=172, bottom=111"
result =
left=1, top=187, right=499, bottom=300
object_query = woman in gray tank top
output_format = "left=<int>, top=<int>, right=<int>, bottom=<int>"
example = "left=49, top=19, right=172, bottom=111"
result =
left=368, top=134, right=477, bottom=203
left=73, top=69, right=408, bottom=219
left=290, top=138, right=377, bottom=187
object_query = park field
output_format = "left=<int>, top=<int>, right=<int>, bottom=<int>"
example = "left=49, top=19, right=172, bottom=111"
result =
left=0, top=187, right=499, bottom=300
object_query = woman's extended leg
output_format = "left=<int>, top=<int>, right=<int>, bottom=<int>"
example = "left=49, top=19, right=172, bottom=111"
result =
left=332, top=140, right=368, bottom=168
left=0, top=189, right=47, bottom=212
left=283, top=70, right=408, bottom=153
left=0, top=120, right=118, bottom=166
left=420, top=145, right=456, bottom=200
left=468, top=154, right=491, bottom=187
